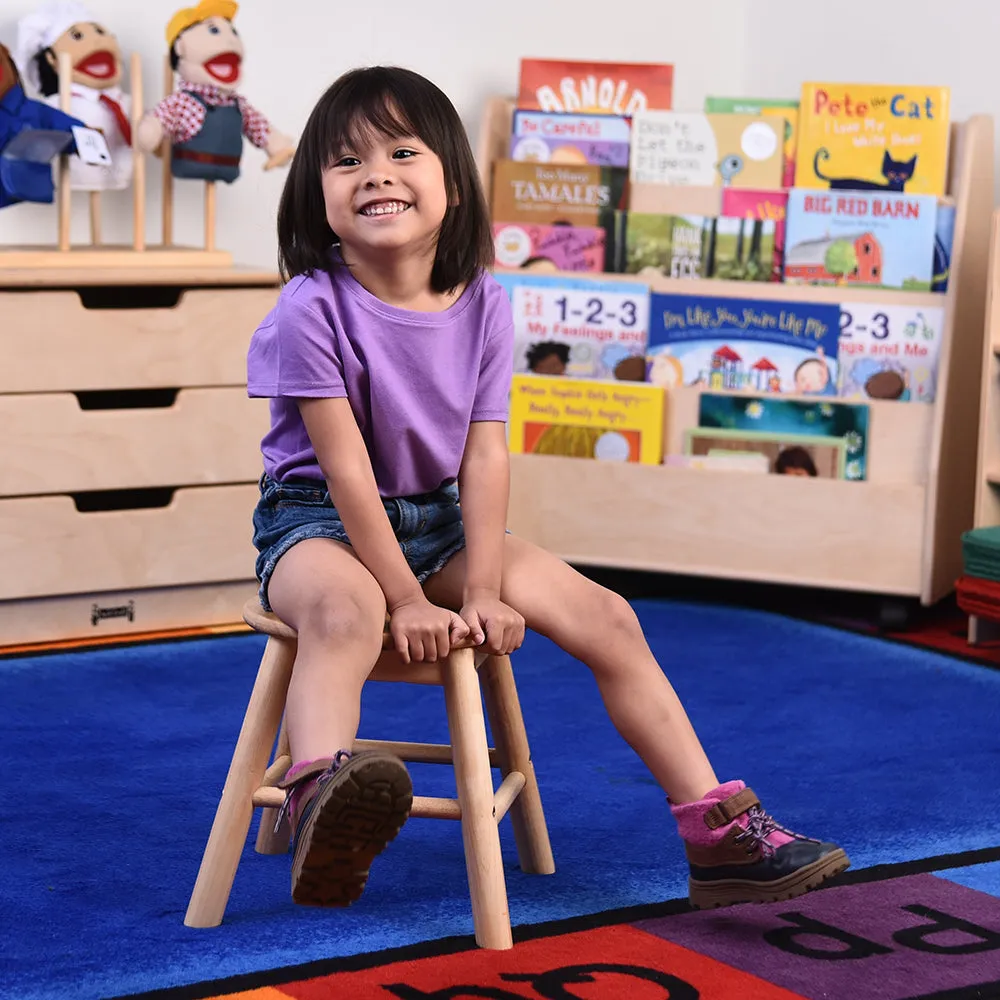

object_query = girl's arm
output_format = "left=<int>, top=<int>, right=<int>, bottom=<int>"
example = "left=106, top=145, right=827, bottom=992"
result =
left=456, top=420, right=509, bottom=604
left=298, top=397, right=424, bottom=611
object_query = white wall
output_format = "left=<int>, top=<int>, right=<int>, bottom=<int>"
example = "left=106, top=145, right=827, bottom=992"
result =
left=3, top=0, right=995, bottom=270
left=0, top=0, right=749, bottom=266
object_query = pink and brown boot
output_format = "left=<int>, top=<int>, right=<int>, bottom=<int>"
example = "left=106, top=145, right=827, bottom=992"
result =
left=276, top=749, right=413, bottom=907
left=671, top=781, right=850, bottom=909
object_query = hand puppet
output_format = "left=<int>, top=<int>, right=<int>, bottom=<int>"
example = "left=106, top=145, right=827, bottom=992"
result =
left=15, top=0, right=132, bottom=191
left=136, top=0, right=295, bottom=183
left=0, top=41, right=84, bottom=208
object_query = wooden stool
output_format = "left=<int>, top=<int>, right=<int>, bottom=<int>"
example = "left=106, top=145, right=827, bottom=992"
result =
left=184, top=598, right=555, bottom=949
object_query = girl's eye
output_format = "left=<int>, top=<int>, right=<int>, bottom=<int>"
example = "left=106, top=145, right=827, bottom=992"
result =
left=335, top=156, right=360, bottom=167
left=393, top=149, right=416, bottom=159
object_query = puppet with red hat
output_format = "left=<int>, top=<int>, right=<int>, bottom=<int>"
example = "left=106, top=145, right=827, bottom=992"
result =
left=15, top=1, right=133, bottom=191
left=136, top=0, right=295, bottom=183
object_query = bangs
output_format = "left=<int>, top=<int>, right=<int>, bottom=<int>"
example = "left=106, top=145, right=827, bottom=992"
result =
left=319, top=75, right=426, bottom=165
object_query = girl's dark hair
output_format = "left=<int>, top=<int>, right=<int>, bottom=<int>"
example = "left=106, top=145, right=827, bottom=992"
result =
left=277, top=66, right=494, bottom=292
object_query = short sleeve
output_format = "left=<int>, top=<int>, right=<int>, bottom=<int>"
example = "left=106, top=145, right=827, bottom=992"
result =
left=246, top=293, right=347, bottom=399
left=470, top=320, right=514, bottom=422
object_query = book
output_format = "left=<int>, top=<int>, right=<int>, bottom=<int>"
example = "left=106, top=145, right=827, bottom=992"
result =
left=495, top=272, right=650, bottom=381
left=794, top=82, right=951, bottom=196
left=646, top=292, right=841, bottom=395
left=493, top=222, right=606, bottom=273
left=516, top=59, right=674, bottom=115
left=629, top=112, right=784, bottom=189
left=704, top=96, right=800, bottom=187
left=508, top=373, right=665, bottom=464
left=696, top=392, right=870, bottom=480
left=490, top=160, right=629, bottom=226
left=510, top=111, right=631, bottom=167
left=782, top=188, right=939, bottom=290
left=619, top=212, right=775, bottom=282
left=932, top=203, right=956, bottom=292
left=837, top=302, right=945, bottom=402
left=721, top=188, right=788, bottom=282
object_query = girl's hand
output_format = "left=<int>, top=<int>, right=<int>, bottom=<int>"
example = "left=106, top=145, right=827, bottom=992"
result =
left=389, top=596, right=470, bottom=664
left=459, top=596, right=525, bottom=656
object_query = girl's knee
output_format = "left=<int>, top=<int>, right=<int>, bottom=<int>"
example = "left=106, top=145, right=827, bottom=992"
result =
left=592, top=586, right=641, bottom=637
left=297, top=594, right=384, bottom=649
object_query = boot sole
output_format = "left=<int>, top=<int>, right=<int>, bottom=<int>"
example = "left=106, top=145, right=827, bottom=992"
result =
left=688, top=848, right=850, bottom=910
left=290, top=754, right=413, bottom=907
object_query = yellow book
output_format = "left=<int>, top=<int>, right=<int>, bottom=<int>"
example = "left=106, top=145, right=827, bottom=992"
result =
left=508, top=374, right=665, bottom=465
left=794, top=82, right=950, bottom=196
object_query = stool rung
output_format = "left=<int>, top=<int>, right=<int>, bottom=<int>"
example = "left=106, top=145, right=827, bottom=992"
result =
left=412, top=795, right=462, bottom=820
left=355, top=738, right=499, bottom=767
left=493, top=771, right=525, bottom=823
left=253, top=787, right=283, bottom=809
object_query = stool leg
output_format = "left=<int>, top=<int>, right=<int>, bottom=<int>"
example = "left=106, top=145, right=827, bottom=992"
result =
left=442, top=647, right=513, bottom=950
left=255, top=716, right=292, bottom=855
left=184, top=635, right=295, bottom=928
left=481, top=655, right=555, bottom=875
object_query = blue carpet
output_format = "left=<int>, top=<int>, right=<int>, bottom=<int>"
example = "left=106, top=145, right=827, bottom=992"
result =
left=2, top=599, right=999, bottom=1000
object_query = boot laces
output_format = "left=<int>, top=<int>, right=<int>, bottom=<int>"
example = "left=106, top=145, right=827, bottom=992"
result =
left=733, top=805, right=782, bottom=857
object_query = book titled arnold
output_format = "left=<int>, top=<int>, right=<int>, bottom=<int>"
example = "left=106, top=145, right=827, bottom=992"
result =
left=516, top=58, right=674, bottom=115
left=783, top=188, right=939, bottom=291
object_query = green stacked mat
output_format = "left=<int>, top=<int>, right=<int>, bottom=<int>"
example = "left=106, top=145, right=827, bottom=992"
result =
left=961, top=526, right=1000, bottom=583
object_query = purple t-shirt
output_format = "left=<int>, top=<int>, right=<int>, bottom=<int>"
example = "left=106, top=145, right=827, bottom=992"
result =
left=246, top=257, right=514, bottom=498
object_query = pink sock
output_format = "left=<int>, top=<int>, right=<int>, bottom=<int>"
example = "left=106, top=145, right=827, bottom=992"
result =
left=284, top=758, right=323, bottom=824
left=670, top=780, right=795, bottom=848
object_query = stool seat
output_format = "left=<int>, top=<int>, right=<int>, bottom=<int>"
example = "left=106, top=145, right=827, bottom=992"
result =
left=184, top=596, right=555, bottom=949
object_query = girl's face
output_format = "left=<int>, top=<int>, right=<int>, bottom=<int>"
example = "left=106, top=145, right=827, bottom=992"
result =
left=321, top=128, right=448, bottom=259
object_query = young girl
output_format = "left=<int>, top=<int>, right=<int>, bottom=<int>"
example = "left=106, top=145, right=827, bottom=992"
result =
left=246, top=65, right=849, bottom=912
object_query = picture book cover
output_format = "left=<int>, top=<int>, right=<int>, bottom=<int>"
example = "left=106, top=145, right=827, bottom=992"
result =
left=838, top=302, right=945, bottom=402
left=704, top=96, right=799, bottom=187
left=490, top=160, right=629, bottom=230
left=933, top=202, right=956, bottom=292
left=696, top=392, right=870, bottom=480
left=721, top=188, right=788, bottom=282
left=493, top=222, right=606, bottom=273
left=794, top=82, right=951, bottom=196
left=517, top=59, right=674, bottom=115
left=782, top=188, right=939, bottom=290
left=629, top=112, right=784, bottom=189
left=494, top=272, right=650, bottom=381
left=510, top=111, right=631, bottom=167
left=509, top=373, right=665, bottom=464
left=621, top=212, right=775, bottom=282
left=646, top=292, right=841, bottom=396
left=685, top=427, right=851, bottom=480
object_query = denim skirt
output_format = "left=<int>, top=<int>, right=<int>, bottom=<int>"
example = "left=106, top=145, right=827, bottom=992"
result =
left=251, top=474, right=466, bottom=611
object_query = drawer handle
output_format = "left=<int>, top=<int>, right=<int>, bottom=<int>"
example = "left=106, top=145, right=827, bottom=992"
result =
left=74, top=389, right=180, bottom=411
left=76, top=287, right=184, bottom=310
left=73, top=487, right=176, bottom=512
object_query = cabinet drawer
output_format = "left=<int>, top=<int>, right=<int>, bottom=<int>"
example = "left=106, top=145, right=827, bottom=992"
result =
left=0, top=389, right=269, bottom=496
left=0, top=287, right=278, bottom=392
left=0, top=484, right=260, bottom=600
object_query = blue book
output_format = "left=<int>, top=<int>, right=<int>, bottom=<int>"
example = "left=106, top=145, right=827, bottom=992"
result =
left=647, top=292, right=841, bottom=396
left=782, top=188, right=939, bottom=291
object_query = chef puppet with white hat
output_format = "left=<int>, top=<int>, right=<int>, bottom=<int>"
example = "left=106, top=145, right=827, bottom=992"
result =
left=15, top=0, right=132, bottom=191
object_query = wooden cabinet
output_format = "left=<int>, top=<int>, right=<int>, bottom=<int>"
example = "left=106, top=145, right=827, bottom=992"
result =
left=0, top=266, right=278, bottom=646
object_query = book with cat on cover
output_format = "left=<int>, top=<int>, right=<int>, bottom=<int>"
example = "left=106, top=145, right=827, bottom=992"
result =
left=783, top=188, right=939, bottom=290
left=517, top=59, right=674, bottom=115
left=794, top=82, right=950, bottom=196
left=508, top=373, right=665, bottom=464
